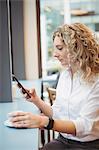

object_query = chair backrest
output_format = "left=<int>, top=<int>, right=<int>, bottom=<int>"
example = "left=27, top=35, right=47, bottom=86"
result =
left=46, top=87, right=56, bottom=142
left=47, top=87, right=56, bottom=105
left=40, top=77, right=58, bottom=147
left=53, top=72, right=60, bottom=88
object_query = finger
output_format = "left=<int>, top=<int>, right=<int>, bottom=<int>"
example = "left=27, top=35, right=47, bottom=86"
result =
left=21, top=88, right=27, bottom=94
left=11, top=115, right=26, bottom=123
left=18, top=88, right=25, bottom=95
left=18, top=88, right=31, bottom=99
left=18, top=87, right=29, bottom=95
left=8, top=111, right=24, bottom=117
left=26, top=89, right=30, bottom=93
left=29, top=89, right=35, bottom=94
left=10, top=114, right=29, bottom=124
left=26, top=98, right=33, bottom=102
left=12, top=121, right=27, bottom=128
left=25, top=94, right=31, bottom=99
left=23, top=93, right=27, bottom=98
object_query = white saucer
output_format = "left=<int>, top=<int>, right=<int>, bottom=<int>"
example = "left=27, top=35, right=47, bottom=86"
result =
left=4, top=119, right=14, bottom=127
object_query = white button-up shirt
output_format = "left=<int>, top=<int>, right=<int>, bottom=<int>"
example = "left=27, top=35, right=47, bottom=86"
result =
left=52, top=70, right=99, bottom=142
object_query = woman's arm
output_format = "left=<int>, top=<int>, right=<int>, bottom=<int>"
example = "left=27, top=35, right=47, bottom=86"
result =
left=33, top=96, right=53, bottom=118
left=10, top=111, right=76, bottom=136
left=53, top=119, right=76, bottom=135
left=24, top=88, right=53, bottom=118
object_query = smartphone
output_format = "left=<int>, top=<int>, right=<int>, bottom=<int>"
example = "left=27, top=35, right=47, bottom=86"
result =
left=12, top=74, right=31, bottom=98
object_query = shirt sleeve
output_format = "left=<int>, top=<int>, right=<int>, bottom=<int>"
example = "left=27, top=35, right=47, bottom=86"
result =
left=73, top=80, right=99, bottom=138
left=51, top=84, right=63, bottom=119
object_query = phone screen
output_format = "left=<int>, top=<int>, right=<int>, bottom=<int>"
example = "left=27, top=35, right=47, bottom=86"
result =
left=12, top=74, right=31, bottom=98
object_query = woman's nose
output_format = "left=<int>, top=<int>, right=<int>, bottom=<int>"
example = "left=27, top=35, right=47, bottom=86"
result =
left=53, top=50, right=59, bottom=58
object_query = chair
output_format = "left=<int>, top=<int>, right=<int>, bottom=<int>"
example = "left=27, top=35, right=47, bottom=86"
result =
left=47, top=87, right=56, bottom=141
left=47, top=87, right=56, bottom=106
left=40, top=73, right=59, bottom=147
left=40, top=87, right=56, bottom=148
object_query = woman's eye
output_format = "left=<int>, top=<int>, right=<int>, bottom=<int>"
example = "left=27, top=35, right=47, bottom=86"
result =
left=58, top=47, right=63, bottom=51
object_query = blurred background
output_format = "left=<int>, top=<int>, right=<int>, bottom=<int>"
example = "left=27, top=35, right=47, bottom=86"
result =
left=1, top=0, right=99, bottom=80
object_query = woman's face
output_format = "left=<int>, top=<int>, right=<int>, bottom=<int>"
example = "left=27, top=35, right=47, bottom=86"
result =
left=53, top=36, right=70, bottom=67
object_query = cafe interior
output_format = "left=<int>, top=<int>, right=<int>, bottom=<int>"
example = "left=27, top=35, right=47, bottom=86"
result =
left=0, top=0, right=99, bottom=149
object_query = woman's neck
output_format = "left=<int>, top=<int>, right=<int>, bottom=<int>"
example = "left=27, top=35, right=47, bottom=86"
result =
left=69, top=63, right=79, bottom=76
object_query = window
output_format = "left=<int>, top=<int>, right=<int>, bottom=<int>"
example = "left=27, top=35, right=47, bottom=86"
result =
left=40, top=0, right=99, bottom=77
left=40, top=0, right=65, bottom=77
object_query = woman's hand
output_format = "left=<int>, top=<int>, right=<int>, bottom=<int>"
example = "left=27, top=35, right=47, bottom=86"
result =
left=10, top=111, right=49, bottom=129
left=26, top=88, right=39, bottom=103
left=18, top=86, right=40, bottom=104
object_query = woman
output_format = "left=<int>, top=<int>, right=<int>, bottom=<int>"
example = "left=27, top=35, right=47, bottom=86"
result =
left=10, top=23, right=99, bottom=149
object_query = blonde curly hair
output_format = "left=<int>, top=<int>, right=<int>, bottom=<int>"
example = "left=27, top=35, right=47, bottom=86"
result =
left=53, top=23, right=99, bottom=83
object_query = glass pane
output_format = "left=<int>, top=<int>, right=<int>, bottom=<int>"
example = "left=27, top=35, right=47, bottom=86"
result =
left=40, top=0, right=64, bottom=77
left=40, top=0, right=99, bottom=77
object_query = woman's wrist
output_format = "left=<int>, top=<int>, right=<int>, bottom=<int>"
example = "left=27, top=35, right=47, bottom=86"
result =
left=34, top=97, right=44, bottom=109
left=44, top=118, right=54, bottom=130
left=32, top=96, right=41, bottom=105
left=39, top=116, right=49, bottom=128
